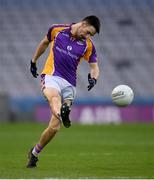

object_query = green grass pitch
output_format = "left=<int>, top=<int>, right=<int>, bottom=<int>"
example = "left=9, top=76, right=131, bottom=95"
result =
left=0, top=122, right=154, bottom=179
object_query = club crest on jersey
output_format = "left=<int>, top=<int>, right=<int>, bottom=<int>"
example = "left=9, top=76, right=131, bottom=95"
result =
left=67, top=45, right=72, bottom=51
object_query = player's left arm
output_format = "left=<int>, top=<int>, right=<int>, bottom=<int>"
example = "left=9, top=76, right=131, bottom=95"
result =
left=83, top=39, right=100, bottom=90
left=89, top=62, right=99, bottom=80
left=87, top=62, right=99, bottom=91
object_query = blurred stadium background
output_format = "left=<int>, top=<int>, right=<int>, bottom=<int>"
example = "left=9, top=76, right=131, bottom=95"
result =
left=0, top=0, right=154, bottom=178
left=0, top=0, right=154, bottom=123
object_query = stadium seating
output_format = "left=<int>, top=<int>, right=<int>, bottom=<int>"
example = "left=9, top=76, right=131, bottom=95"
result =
left=0, top=0, right=154, bottom=99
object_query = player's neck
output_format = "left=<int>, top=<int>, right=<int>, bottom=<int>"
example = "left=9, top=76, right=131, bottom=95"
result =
left=71, top=22, right=82, bottom=37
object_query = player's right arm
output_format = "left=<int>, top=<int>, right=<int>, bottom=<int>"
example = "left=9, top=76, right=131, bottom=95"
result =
left=30, top=36, right=50, bottom=78
left=31, top=24, right=69, bottom=64
left=30, top=24, right=69, bottom=77
left=31, top=36, right=50, bottom=63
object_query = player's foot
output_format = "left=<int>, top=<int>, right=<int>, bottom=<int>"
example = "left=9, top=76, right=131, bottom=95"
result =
left=26, top=148, right=38, bottom=168
left=61, top=103, right=71, bottom=128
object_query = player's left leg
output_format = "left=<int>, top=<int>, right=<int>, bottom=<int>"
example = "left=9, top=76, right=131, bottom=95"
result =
left=60, top=85, right=76, bottom=128
left=61, top=100, right=72, bottom=128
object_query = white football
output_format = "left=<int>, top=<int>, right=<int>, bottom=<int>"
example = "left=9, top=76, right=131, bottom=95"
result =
left=111, top=85, right=134, bottom=107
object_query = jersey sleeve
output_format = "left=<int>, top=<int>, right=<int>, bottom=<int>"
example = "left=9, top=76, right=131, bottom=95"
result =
left=47, top=26, right=53, bottom=42
left=46, top=25, right=60, bottom=42
left=47, top=24, right=70, bottom=42
left=83, top=39, right=97, bottom=63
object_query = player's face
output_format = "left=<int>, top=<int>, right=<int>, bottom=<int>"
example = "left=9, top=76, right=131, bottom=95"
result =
left=76, top=22, right=96, bottom=40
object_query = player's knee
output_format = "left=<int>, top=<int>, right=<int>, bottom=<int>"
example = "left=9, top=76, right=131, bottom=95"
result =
left=52, top=107, right=60, bottom=118
left=48, top=125, right=60, bottom=134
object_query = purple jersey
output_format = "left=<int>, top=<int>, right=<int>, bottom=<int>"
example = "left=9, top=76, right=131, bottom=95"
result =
left=42, top=24, right=97, bottom=86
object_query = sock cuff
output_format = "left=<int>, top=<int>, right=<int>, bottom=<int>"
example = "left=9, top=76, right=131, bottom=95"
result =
left=36, top=144, right=43, bottom=150
left=32, top=144, right=43, bottom=157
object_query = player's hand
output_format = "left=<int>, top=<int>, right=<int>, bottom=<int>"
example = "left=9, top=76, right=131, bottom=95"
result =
left=30, top=60, right=39, bottom=78
left=87, top=73, right=97, bottom=91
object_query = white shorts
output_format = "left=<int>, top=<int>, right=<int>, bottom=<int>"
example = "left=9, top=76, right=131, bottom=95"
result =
left=41, top=74, right=76, bottom=101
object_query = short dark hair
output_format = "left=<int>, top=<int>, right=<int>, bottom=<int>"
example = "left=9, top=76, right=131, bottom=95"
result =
left=82, top=15, right=101, bottom=33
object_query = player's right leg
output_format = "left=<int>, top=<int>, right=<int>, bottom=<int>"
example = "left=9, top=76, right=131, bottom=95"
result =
left=27, top=87, right=62, bottom=168
left=27, top=116, right=61, bottom=168
left=38, top=87, right=62, bottom=147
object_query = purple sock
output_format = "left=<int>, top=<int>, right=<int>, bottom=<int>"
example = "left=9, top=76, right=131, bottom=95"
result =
left=32, top=144, right=43, bottom=157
